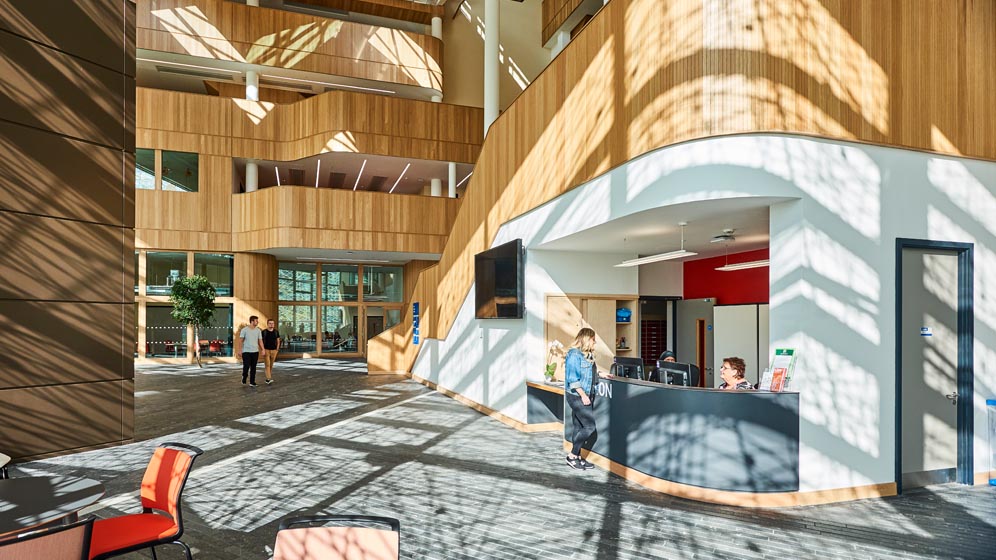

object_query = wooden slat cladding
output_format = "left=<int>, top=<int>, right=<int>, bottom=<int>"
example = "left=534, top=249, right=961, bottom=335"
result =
left=231, top=187, right=459, bottom=254
left=542, top=0, right=586, bottom=45
left=137, top=0, right=442, bottom=91
left=136, top=88, right=483, bottom=163
left=293, top=0, right=444, bottom=25
left=368, top=0, right=996, bottom=373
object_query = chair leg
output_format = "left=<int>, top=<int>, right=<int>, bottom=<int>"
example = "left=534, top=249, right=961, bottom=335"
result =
left=173, top=540, right=193, bottom=560
left=150, top=546, right=158, bottom=560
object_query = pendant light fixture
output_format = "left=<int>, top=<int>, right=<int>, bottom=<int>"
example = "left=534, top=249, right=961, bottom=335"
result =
left=615, top=222, right=697, bottom=267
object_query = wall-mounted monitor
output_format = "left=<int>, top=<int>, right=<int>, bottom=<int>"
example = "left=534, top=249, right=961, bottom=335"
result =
left=475, top=239, right=524, bottom=319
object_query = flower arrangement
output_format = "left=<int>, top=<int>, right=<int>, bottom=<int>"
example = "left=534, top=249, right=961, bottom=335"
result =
left=545, top=339, right=565, bottom=381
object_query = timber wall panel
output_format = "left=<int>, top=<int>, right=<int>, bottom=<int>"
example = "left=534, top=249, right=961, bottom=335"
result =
left=368, top=0, right=996, bottom=373
left=136, top=88, right=483, bottom=163
left=137, top=0, right=442, bottom=91
left=0, top=0, right=134, bottom=459
left=542, top=0, right=586, bottom=45
left=293, top=0, right=443, bottom=25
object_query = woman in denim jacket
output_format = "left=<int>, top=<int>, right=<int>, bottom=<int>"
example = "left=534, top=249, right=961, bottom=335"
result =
left=564, top=327, right=598, bottom=470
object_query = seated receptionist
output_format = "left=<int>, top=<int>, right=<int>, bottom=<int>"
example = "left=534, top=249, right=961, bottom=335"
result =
left=659, top=350, right=676, bottom=363
left=719, top=357, right=752, bottom=390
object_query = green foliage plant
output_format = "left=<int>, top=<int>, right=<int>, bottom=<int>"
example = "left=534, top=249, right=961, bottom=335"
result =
left=169, top=275, right=216, bottom=367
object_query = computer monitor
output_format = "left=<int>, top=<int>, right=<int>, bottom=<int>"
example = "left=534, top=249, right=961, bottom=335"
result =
left=612, top=357, right=644, bottom=380
left=658, top=361, right=691, bottom=386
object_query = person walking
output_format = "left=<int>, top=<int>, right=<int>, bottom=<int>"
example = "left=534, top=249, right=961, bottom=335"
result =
left=261, top=319, right=281, bottom=385
left=236, top=315, right=264, bottom=387
left=564, top=327, right=598, bottom=470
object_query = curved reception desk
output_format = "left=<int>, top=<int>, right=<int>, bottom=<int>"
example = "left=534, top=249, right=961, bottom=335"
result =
left=562, top=376, right=803, bottom=507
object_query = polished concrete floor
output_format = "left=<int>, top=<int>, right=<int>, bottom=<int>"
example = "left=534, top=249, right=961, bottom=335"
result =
left=16, top=359, right=996, bottom=559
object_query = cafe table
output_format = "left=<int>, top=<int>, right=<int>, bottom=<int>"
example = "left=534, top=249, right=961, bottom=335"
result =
left=0, top=476, right=105, bottom=538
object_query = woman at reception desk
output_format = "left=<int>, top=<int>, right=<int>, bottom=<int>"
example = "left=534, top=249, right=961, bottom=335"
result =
left=564, top=362, right=800, bottom=506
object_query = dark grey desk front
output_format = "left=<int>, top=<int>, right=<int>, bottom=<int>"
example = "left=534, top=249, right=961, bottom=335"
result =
left=565, top=376, right=800, bottom=493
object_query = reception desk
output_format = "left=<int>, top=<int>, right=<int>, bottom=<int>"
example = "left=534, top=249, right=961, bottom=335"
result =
left=563, top=376, right=801, bottom=505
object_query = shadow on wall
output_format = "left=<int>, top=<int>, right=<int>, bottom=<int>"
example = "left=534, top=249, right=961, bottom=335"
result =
left=0, top=1, right=133, bottom=460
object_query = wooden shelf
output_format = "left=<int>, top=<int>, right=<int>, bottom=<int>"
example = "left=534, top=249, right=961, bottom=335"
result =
left=616, top=321, right=633, bottom=324
left=616, top=347, right=632, bottom=352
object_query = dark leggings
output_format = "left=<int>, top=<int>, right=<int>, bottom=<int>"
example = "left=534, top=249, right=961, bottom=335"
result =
left=566, top=392, right=596, bottom=456
left=242, top=352, right=259, bottom=384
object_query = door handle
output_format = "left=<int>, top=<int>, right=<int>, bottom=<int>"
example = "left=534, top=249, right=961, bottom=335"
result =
left=945, top=392, right=958, bottom=405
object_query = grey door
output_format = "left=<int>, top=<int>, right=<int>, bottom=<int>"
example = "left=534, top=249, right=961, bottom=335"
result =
left=901, top=248, right=959, bottom=488
left=675, top=298, right=714, bottom=386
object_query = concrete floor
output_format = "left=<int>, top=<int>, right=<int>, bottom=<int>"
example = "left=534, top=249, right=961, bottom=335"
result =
left=16, top=359, right=996, bottom=559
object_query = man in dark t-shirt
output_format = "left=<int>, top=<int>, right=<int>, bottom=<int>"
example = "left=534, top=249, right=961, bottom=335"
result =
left=261, top=319, right=281, bottom=385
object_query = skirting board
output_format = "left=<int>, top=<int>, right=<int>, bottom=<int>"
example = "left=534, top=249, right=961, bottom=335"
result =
left=563, top=441, right=898, bottom=508
left=409, top=373, right=562, bottom=433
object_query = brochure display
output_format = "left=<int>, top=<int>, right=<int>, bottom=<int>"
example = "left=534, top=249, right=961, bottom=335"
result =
left=760, top=349, right=796, bottom=391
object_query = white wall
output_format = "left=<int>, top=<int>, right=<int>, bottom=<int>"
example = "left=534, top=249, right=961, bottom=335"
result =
left=442, top=0, right=548, bottom=110
left=639, top=261, right=683, bottom=296
left=413, top=132, right=996, bottom=494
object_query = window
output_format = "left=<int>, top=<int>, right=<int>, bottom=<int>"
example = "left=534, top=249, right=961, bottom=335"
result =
left=136, top=148, right=155, bottom=190
left=322, top=305, right=358, bottom=352
left=278, top=263, right=317, bottom=301
left=279, top=305, right=317, bottom=353
left=146, top=304, right=186, bottom=357
left=386, top=308, right=402, bottom=330
left=162, top=150, right=198, bottom=192
left=363, top=266, right=403, bottom=302
left=134, top=251, right=140, bottom=294
left=146, top=252, right=187, bottom=296
left=322, top=264, right=359, bottom=302
left=199, top=305, right=233, bottom=357
left=194, top=253, right=234, bottom=296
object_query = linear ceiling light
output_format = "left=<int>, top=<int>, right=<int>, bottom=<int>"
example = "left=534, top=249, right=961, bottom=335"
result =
left=315, top=159, right=321, bottom=187
left=389, top=163, right=411, bottom=194
left=275, top=166, right=281, bottom=186
left=615, top=221, right=697, bottom=267
left=456, top=171, right=473, bottom=188
left=296, top=257, right=392, bottom=263
left=715, top=259, right=769, bottom=272
left=261, top=74, right=395, bottom=95
left=137, top=58, right=242, bottom=74
left=353, top=159, right=367, bottom=191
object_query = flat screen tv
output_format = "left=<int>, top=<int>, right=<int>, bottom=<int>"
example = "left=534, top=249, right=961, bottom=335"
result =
left=475, top=239, right=524, bottom=319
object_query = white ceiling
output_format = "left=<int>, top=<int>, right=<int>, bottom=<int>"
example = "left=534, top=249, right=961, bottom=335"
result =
left=234, top=152, right=474, bottom=194
left=537, top=198, right=789, bottom=261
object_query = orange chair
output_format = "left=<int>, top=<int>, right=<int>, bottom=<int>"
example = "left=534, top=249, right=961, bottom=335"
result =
left=0, top=516, right=94, bottom=560
left=273, top=515, right=400, bottom=560
left=88, top=442, right=203, bottom=560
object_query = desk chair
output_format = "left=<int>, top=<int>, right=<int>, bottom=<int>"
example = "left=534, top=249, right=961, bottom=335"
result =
left=0, top=452, right=9, bottom=479
left=0, top=516, right=94, bottom=560
left=274, top=515, right=400, bottom=560
left=88, top=443, right=203, bottom=560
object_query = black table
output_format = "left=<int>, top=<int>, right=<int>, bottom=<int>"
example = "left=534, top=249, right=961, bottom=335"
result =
left=0, top=476, right=105, bottom=537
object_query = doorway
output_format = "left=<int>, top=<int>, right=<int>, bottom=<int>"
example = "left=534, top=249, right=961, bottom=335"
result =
left=896, top=239, right=973, bottom=492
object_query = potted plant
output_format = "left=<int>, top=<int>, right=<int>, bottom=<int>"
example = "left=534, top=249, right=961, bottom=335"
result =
left=545, top=340, right=565, bottom=382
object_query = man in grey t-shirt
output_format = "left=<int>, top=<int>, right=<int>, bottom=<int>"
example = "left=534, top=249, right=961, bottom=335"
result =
left=237, top=315, right=264, bottom=387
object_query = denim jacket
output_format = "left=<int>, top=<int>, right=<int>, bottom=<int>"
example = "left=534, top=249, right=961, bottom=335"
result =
left=564, top=347, right=595, bottom=394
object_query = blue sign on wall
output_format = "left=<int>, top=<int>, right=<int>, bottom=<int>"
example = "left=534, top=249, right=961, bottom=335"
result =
left=413, top=302, right=420, bottom=345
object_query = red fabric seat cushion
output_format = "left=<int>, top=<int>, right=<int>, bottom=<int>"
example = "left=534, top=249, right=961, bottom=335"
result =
left=89, top=513, right=178, bottom=559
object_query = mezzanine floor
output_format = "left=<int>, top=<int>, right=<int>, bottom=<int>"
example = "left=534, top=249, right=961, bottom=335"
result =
left=16, top=359, right=996, bottom=559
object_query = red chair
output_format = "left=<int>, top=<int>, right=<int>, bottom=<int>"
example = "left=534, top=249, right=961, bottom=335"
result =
left=0, top=515, right=94, bottom=560
left=88, top=442, right=203, bottom=560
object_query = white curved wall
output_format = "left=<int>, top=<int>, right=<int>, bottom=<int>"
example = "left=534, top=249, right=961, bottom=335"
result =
left=412, top=133, right=996, bottom=493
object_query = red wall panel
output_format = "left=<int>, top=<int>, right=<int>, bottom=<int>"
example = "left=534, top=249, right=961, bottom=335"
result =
left=683, top=248, right=769, bottom=304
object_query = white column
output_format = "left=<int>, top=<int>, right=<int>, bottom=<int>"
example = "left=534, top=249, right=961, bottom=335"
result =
left=431, top=94, right=442, bottom=103
left=483, top=0, right=500, bottom=135
left=447, top=162, right=457, bottom=198
left=431, top=16, right=443, bottom=40
left=551, top=30, right=570, bottom=60
left=246, top=161, right=258, bottom=193
left=246, top=70, right=259, bottom=101
left=430, top=178, right=442, bottom=197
